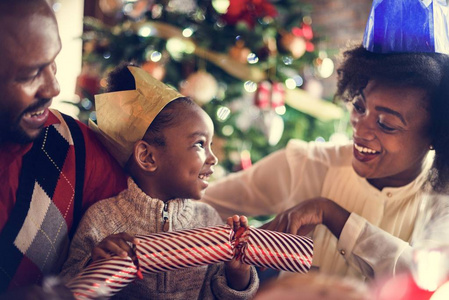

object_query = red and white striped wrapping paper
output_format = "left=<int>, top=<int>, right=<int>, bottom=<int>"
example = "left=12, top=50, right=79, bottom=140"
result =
left=237, top=226, right=313, bottom=273
left=135, top=225, right=234, bottom=273
left=67, top=225, right=313, bottom=299
left=66, top=257, right=137, bottom=300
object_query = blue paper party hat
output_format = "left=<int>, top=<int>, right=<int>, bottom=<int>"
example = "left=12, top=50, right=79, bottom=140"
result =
left=363, top=0, right=449, bottom=54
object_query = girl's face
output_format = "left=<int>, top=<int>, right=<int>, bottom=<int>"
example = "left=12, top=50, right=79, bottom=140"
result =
left=350, top=80, right=432, bottom=189
left=152, top=106, right=218, bottom=200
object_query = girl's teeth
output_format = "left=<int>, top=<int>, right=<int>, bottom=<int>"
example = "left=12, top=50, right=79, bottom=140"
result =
left=355, top=144, right=378, bottom=154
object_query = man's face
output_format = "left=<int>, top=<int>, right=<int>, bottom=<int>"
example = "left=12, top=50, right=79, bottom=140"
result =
left=0, top=9, right=61, bottom=144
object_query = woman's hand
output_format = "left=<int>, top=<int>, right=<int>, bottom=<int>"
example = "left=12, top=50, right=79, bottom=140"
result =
left=224, top=215, right=251, bottom=291
left=261, top=197, right=350, bottom=238
left=91, top=232, right=139, bottom=262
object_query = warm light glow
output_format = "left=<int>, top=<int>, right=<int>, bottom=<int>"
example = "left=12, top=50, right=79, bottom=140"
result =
left=212, top=0, right=230, bottom=14
left=166, top=38, right=195, bottom=59
left=275, top=105, right=286, bottom=115
left=285, top=78, right=297, bottom=89
left=317, top=57, right=334, bottom=78
left=182, top=28, right=194, bottom=37
left=268, top=115, right=284, bottom=146
left=244, top=81, right=257, bottom=93
left=150, top=51, right=162, bottom=62
left=247, top=53, right=259, bottom=64
left=138, top=25, right=155, bottom=37
left=216, top=106, right=231, bottom=121
left=222, top=125, right=234, bottom=136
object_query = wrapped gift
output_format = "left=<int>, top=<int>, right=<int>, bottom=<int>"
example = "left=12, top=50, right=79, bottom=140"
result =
left=67, top=225, right=313, bottom=299
left=66, top=257, right=138, bottom=300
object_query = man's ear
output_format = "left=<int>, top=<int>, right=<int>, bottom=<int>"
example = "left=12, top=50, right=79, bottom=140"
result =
left=133, top=140, right=158, bottom=172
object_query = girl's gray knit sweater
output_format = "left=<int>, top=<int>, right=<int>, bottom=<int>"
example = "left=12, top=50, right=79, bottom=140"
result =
left=60, top=178, right=258, bottom=299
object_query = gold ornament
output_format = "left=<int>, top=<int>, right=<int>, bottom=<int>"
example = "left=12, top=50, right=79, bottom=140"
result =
left=229, top=40, right=251, bottom=64
left=180, top=71, right=218, bottom=105
left=280, top=33, right=306, bottom=59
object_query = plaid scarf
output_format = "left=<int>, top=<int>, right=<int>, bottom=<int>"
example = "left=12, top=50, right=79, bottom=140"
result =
left=0, top=112, right=85, bottom=291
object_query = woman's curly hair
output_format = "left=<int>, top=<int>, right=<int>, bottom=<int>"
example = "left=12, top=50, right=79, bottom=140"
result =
left=335, top=45, right=449, bottom=193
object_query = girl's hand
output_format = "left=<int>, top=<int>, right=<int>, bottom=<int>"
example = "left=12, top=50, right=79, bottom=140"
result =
left=224, top=215, right=251, bottom=291
left=261, top=197, right=350, bottom=238
left=91, top=232, right=139, bottom=262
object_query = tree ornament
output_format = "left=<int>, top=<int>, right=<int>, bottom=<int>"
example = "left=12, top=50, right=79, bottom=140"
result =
left=181, top=71, right=218, bottom=105
left=75, top=63, right=101, bottom=99
left=254, top=80, right=285, bottom=109
left=229, top=40, right=251, bottom=64
left=240, top=149, right=252, bottom=170
left=222, top=0, right=278, bottom=28
left=167, top=0, right=197, bottom=14
left=123, top=0, right=151, bottom=20
left=99, top=0, right=124, bottom=16
left=280, top=33, right=307, bottom=59
left=142, top=61, right=166, bottom=81
left=262, top=111, right=284, bottom=146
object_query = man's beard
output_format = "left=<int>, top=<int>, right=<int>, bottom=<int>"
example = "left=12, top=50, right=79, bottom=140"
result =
left=0, top=98, right=51, bottom=144
left=0, top=118, right=40, bottom=144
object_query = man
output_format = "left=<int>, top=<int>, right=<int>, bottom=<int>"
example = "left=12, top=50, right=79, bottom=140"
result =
left=0, top=0, right=127, bottom=295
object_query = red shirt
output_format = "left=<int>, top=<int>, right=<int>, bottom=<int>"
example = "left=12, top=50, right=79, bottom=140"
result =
left=0, top=111, right=128, bottom=232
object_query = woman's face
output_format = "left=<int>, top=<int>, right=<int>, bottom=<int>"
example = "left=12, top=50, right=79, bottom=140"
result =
left=350, top=80, right=432, bottom=189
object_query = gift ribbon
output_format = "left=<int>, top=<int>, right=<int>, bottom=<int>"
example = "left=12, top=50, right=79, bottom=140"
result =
left=67, top=225, right=313, bottom=299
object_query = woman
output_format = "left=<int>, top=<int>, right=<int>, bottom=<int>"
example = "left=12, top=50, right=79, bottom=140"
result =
left=201, top=44, right=449, bottom=280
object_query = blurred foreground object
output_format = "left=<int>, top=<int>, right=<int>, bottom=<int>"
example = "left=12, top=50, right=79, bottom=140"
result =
left=255, top=272, right=370, bottom=300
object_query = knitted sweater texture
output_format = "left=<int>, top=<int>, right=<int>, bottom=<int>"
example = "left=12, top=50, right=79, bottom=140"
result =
left=61, top=178, right=258, bottom=299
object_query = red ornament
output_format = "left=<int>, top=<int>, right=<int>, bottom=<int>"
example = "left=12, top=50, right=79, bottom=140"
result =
left=254, top=80, right=285, bottom=109
left=240, top=150, right=252, bottom=170
left=75, top=64, right=101, bottom=99
left=222, top=0, right=278, bottom=28
left=289, top=23, right=314, bottom=54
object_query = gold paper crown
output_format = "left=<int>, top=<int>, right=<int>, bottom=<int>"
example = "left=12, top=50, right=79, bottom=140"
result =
left=89, top=66, right=183, bottom=166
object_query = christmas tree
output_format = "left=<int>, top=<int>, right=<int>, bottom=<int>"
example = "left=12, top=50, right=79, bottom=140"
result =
left=75, top=0, right=346, bottom=174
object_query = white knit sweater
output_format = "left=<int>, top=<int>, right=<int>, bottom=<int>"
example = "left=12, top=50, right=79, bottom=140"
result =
left=60, top=178, right=259, bottom=299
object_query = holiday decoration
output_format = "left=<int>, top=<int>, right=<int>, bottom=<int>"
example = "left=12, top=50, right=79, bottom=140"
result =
left=229, top=40, right=252, bottom=64
left=261, top=111, right=284, bottom=146
left=75, top=0, right=343, bottom=172
left=67, top=225, right=313, bottom=299
left=181, top=70, right=218, bottom=105
left=99, top=0, right=123, bottom=16
left=67, top=257, right=137, bottom=300
left=254, top=80, right=285, bottom=109
left=222, top=0, right=278, bottom=28
left=280, top=33, right=307, bottom=59
left=142, top=60, right=166, bottom=80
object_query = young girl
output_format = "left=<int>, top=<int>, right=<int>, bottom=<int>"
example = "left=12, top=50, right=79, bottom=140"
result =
left=60, top=64, right=258, bottom=299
